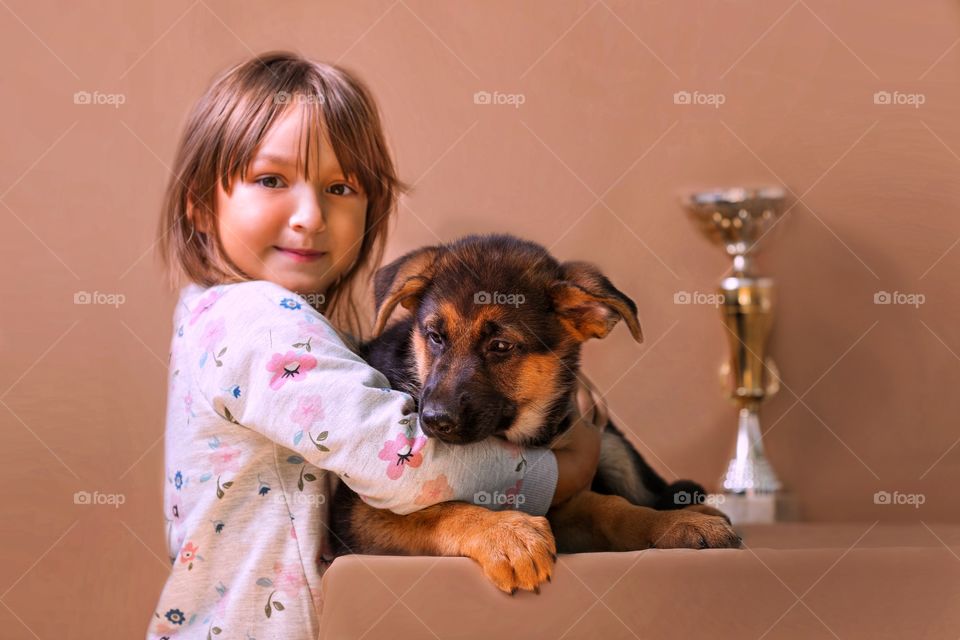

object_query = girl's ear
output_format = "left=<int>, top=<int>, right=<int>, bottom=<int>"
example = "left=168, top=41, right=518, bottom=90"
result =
left=548, top=261, right=643, bottom=343
left=372, top=246, right=442, bottom=336
left=186, top=196, right=213, bottom=234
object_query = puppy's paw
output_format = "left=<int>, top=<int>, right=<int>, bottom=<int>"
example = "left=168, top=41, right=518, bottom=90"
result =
left=649, top=510, right=741, bottom=549
left=463, top=511, right=557, bottom=595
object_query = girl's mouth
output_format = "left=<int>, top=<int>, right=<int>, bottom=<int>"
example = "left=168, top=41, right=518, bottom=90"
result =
left=275, top=247, right=327, bottom=263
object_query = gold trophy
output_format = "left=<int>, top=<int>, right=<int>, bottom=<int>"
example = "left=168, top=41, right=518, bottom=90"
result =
left=683, top=187, right=794, bottom=523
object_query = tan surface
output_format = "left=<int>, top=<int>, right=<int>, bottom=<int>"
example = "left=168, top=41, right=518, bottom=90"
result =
left=319, top=523, right=960, bottom=639
left=3, top=1, right=960, bottom=638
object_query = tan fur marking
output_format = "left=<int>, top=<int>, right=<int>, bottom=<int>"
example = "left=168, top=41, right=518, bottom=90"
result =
left=504, top=353, right=562, bottom=442
left=411, top=330, right=429, bottom=386
left=348, top=500, right=557, bottom=593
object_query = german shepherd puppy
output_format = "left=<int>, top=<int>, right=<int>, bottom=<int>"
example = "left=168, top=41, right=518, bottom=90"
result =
left=329, top=234, right=740, bottom=594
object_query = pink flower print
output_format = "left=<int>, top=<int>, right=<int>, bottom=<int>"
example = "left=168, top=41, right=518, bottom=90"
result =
left=182, top=390, right=194, bottom=417
left=189, top=289, right=223, bottom=326
left=378, top=432, right=428, bottom=480
left=504, top=479, right=524, bottom=509
left=153, top=621, right=182, bottom=637
left=179, top=541, right=199, bottom=564
left=266, top=351, right=318, bottom=390
left=199, top=316, right=226, bottom=352
left=290, top=394, right=325, bottom=430
left=272, top=562, right=306, bottom=599
left=210, top=444, right=242, bottom=475
left=298, top=319, right=333, bottom=342
left=415, top=474, right=454, bottom=506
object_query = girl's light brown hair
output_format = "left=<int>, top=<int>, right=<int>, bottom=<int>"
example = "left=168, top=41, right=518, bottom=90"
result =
left=157, top=51, right=407, bottom=340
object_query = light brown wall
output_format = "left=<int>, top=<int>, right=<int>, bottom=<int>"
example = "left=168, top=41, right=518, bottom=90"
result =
left=2, top=1, right=959, bottom=637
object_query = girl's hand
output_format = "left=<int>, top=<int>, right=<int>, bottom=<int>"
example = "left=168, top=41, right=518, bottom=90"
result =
left=549, top=381, right=603, bottom=506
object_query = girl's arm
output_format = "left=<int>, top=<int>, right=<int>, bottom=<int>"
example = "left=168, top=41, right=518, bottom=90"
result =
left=551, top=413, right=602, bottom=506
left=182, top=280, right=560, bottom=516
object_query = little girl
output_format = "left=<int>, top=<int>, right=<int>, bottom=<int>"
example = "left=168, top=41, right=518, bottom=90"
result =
left=148, top=52, right=599, bottom=638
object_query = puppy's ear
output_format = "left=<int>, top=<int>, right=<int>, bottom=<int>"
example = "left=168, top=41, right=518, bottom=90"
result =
left=372, top=246, right=442, bottom=336
left=549, top=261, right=643, bottom=343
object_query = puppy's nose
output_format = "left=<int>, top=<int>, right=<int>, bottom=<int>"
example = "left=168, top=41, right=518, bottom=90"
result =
left=421, top=407, right=457, bottom=436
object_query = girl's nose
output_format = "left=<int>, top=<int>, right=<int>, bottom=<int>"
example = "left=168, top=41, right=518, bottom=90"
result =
left=288, top=186, right=326, bottom=234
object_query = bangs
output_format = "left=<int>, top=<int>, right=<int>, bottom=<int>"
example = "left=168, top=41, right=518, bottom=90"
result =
left=216, top=75, right=386, bottom=202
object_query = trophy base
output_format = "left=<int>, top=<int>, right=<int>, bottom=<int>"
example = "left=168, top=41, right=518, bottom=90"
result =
left=708, top=491, right=799, bottom=525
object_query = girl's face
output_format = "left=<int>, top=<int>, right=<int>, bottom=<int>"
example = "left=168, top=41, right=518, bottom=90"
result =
left=213, top=105, right=368, bottom=297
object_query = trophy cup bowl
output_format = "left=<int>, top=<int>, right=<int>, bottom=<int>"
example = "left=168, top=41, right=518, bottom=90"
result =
left=685, top=186, right=785, bottom=276
left=683, top=187, right=791, bottom=519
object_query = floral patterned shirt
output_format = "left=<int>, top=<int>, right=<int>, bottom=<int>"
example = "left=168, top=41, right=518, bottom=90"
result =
left=147, top=280, right=559, bottom=639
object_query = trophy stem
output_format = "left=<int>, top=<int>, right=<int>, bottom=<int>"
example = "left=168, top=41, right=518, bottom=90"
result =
left=723, top=406, right=782, bottom=494
left=732, top=254, right=752, bottom=276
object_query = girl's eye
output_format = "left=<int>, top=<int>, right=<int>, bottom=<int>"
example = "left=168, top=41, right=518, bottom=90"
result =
left=489, top=340, right=514, bottom=353
left=426, top=331, right=443, bottom=345
left=327, top=183, right=357, bottom=196
left=257, top=176, right=286, bottom=189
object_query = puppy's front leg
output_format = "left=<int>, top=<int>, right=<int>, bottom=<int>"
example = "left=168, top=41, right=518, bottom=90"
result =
left=547, top=490, right=741, bottom=553
left=345, top=500, right=556, bottom=594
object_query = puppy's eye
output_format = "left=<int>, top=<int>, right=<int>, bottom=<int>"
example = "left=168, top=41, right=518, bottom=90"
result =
left=489, top=340, right=514, bottom=353
left=426, top=331, right=443, bottom=345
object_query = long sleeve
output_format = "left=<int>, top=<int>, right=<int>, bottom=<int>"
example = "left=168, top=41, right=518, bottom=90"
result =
left=181, top=280, right=558, bottom=516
